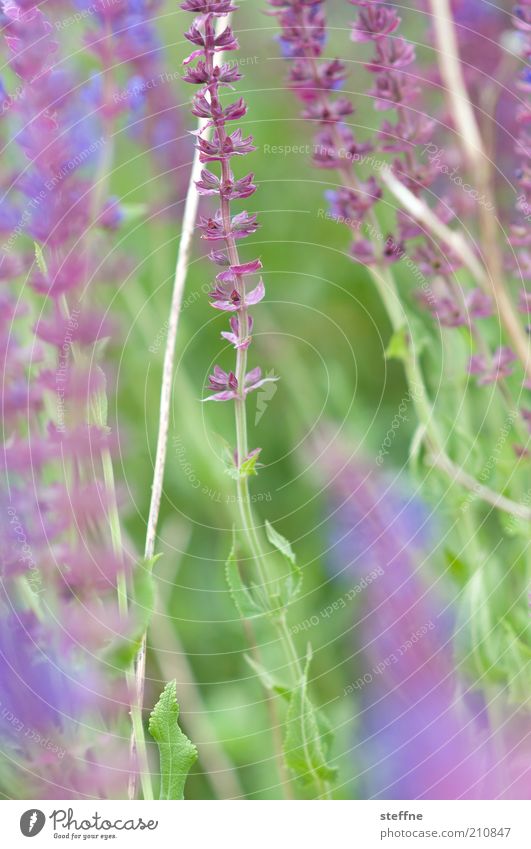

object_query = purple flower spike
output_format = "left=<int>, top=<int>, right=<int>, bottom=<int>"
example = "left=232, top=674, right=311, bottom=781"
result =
left=468, top=347, right=517, bottom=385
left=182, top=4, right=268, bottom=385
left=243, top=367, right=279, bottom=396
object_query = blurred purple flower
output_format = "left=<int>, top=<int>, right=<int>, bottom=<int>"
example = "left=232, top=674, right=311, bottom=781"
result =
left=468, top=347, right=517, bottom=385
left=322, top=448, right=530, bottom=799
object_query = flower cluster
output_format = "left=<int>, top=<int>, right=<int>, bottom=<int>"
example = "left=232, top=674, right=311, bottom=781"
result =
left=0, top=0, right=135, bottom=797
left=268, top=1, right=428, bottom=264
left=82, top=0, right=186, bottom=195
left=512, top=3, right=531, bottom=323
left=268, top=2, right=528, bottom=411
left=325, top=448, right=531, bottom=799
left=182, top=0, right=276, bottom=427
left=0, top=605, right=129, bottom=798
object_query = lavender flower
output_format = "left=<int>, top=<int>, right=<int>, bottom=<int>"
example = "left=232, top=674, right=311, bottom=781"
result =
left=81, top=0, right=187, bottom=200
left=269, top=0, right=530, bottom=477
left=0, top=606, right=130, bottom=799
left=468, top=347, right=518, bottom=386
left=0, top=0, right=138, bottom=797
left=324, top=450, right=531, bottom=799
left=511, top=3, right=531, bottom=274
left=181, top=1, right=268, bottom=419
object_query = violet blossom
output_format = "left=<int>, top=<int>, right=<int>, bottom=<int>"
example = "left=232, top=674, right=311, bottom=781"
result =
left=181, top=0, right=276, bottom=419
left=323, top=450, right=531, bottom=799
left=0, top=0, right=138, bottom=797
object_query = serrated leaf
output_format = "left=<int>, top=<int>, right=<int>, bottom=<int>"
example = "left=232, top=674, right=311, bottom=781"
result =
left=222, top=445, right=262, bottom=480
left=225, top=534, right=265, bottom=619
left=265, top=520, right=302, bottom=605
left=148, top=680, right=198, bottom=800
left=284, top=648, right=337, bottom=791
left=265, top=520, right=295, bottom=564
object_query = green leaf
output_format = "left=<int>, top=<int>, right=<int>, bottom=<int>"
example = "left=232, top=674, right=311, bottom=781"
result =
left=265, top=520, right=302, bottom=605
left=225, top=534, right=265, bottom=619
left=284, top=648, right=337, bottom=791
left=221, top=442, right=262, bottom=480
left=265, top=520, right=295, bottom=564
left=386, top=319, right=429, bottom=363
left=385, top=325, right=409, bottom=362
left=34, top=242, right=48, bottom=276
left=148, top=680, right=198, bottom=800
left=239, top=448, right=262, bottom=478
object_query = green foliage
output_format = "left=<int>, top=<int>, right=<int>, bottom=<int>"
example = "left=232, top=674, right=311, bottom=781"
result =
left=149, top=680, right=198, bottom=800
left=385, top=325, right=410, bottom=362
left=239, top=449, right=262, bottom=478
left=225, top=534, right=267, bottom=618
left=221, top=440, right=262, bottom=480
left=265, top=520, right=302, bottom=608
left=283, top=649, right=337, bottom=793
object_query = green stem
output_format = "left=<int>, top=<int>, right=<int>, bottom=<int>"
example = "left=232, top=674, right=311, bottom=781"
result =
left=202, top=13, right=333, bottom=797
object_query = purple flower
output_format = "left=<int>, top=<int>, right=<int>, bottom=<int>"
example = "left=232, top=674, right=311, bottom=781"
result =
left=323, top=450, right=530, bottom=799
left=0, top=0, right=141, bottom=798
left=0, top=607, right=130, bottom=798
left=417, top=286, right=492, bottom=328
left=221, top=314, right=254, bottom=349
left=205, top=364, right=278, bottom=401
left=210, top=278, right=265, bottom=311
left=267, top=0, right=429, bottom=273
left=468, top=347, right=517, bottom=385
left=350, top=2, right=401, bottom=43
left=181, top=0, right=237, bottom=12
